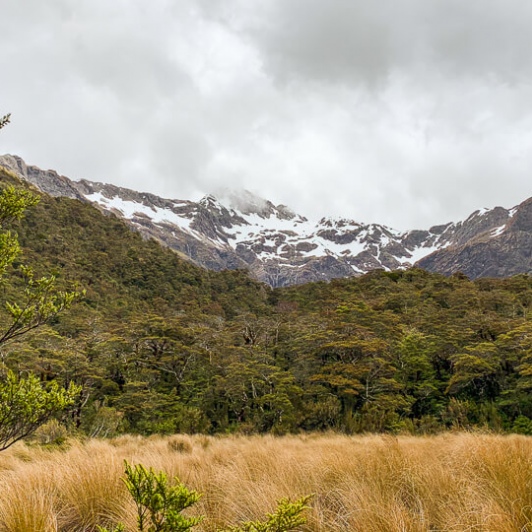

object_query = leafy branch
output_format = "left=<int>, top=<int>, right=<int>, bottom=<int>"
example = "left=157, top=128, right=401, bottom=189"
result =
left=221, top=496, right=311, bottom=532
left=1, top=266, right=83, bottom=345
left=0, top=370, right=80, bottom=450
left=0, top=113, right=10, bottom=130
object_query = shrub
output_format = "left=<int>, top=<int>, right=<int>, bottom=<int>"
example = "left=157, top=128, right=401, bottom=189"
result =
left=221, top=496, right=311, bottom=532
left=98, top=461, right=310, bottom=532
left=32, top=419, right=68, bottom=447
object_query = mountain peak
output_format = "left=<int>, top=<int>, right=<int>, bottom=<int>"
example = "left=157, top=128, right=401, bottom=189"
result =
left=3, top=154, right=532, bottom=287
left=198, top=194, right=227, bottom=212
left=209, top=188, right=298, bottom=221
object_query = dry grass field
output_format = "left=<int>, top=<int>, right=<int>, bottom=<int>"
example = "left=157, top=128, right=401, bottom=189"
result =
left=0, top=432, right=530, bottom=531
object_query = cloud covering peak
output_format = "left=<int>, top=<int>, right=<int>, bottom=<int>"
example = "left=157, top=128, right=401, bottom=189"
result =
left=1, top=0, right=531, bottom=230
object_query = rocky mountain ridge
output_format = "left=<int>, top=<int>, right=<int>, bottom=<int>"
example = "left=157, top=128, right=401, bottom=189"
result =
left=1, top=154, right=530, bottom=286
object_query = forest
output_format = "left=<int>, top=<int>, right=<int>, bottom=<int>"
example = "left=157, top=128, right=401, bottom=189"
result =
left=1, top=164, right=532, bottom=439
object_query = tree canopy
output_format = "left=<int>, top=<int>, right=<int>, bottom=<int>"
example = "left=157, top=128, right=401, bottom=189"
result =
left=1, top=139, right=532, bottom=436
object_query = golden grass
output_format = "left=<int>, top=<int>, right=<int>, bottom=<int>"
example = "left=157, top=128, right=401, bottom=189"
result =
left=0, top=432, right=531, bottom=531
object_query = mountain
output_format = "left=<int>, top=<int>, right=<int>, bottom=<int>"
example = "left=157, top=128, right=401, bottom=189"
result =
left=5, top=156, right=532, bottom=437
left=1, top=154, right=531, bottom=285
left=417, top=200, right=532, bottom=278
left=0, top=160, right=270, bottom=322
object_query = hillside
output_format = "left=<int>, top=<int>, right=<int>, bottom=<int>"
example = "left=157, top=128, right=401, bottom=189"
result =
left=0, top=166, right=269, bottom=320
left=2, top=165, right=532, bottom=436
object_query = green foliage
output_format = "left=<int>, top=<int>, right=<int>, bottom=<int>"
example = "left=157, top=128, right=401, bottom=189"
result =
left=6, top=163, right=532, bottom=436
left=0, top=185, right=82, bottom=346
left=98, top=462, right=309, bottom=532
left=0, top=186, right=39, bottom=279
left=122, top=461, right=202, bottom=532
left=98, top=525, right=125, bottom=532
left=221, top=496, right=311, bottom=532
left=0, top=229, right=20, bottom=279
left=0, top=185, right=39, bottom=227
left=0, top=177, right=84, bottom=450
left=513, top=415, right=532, bottom=435
left=2, top=265, right=82, bottom=344
left=0, top=370, right=80, bottom=450
left=32, top=418, right=69, bottom=446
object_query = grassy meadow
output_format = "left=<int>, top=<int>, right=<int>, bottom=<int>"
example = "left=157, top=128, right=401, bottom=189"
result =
left=0, top=432, right=531, bottom=531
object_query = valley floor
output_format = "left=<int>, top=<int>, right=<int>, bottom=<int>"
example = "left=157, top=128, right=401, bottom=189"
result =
left=0, top=432, right=530, bottom=531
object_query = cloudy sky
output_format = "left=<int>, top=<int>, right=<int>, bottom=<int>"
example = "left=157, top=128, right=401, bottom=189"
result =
left=2, top=0, right=532, bottom=230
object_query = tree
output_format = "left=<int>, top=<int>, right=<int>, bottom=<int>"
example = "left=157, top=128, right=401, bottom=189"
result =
left=0, top=114, right=82, bottom=447
left=0, top=370, right=80, bottom=450
left=0, top=116, right=81, bottom=345
left=0, top=184, right=82, bottom=345
left=446, top=343, right=501, bottom=399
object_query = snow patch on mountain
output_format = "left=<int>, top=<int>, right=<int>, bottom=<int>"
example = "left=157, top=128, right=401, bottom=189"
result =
left=3, top=154, right=525, bottom=287
left=85, top=192, right=194, bottom=230
left=490, top=225, right=506, bottom=237
left=404, top=244, right=445, bottom=264
left=83, top=187, right=454, bottom=277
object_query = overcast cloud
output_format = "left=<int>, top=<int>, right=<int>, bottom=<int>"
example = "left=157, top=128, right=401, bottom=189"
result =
left=1, top=0, right=531, bottom=230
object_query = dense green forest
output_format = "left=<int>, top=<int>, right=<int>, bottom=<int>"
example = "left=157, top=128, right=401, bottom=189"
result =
left=2, top=166, right=532, bottom=437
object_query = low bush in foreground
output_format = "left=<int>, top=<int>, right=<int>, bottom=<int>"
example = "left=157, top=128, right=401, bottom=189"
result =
left=0, top=432, right=531, bottom=531
left=98, top=461, right=310, bottom=532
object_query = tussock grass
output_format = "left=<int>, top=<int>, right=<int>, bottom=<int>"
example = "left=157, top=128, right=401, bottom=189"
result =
left=0, top=433, right=531, bottom=531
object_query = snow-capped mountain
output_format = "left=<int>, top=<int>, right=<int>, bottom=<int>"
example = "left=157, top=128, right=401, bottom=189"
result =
left=1, top=154, right=530, bottom=286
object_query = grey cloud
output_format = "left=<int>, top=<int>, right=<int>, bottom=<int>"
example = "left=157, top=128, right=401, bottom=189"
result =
left=2, top=0, right=532, bottom=232
left=240, top=0, right=532, bottom=87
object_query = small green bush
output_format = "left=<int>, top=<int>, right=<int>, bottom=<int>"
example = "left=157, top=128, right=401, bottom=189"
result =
left=98, top=461, right=310, bottom=532
left=97, top=461, right=202, bottom=532
left=32, top=419, right=68, bottom=447
left=512, top=415, right=532, bottom=435
left=221, top=496, right=311, bottom=532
